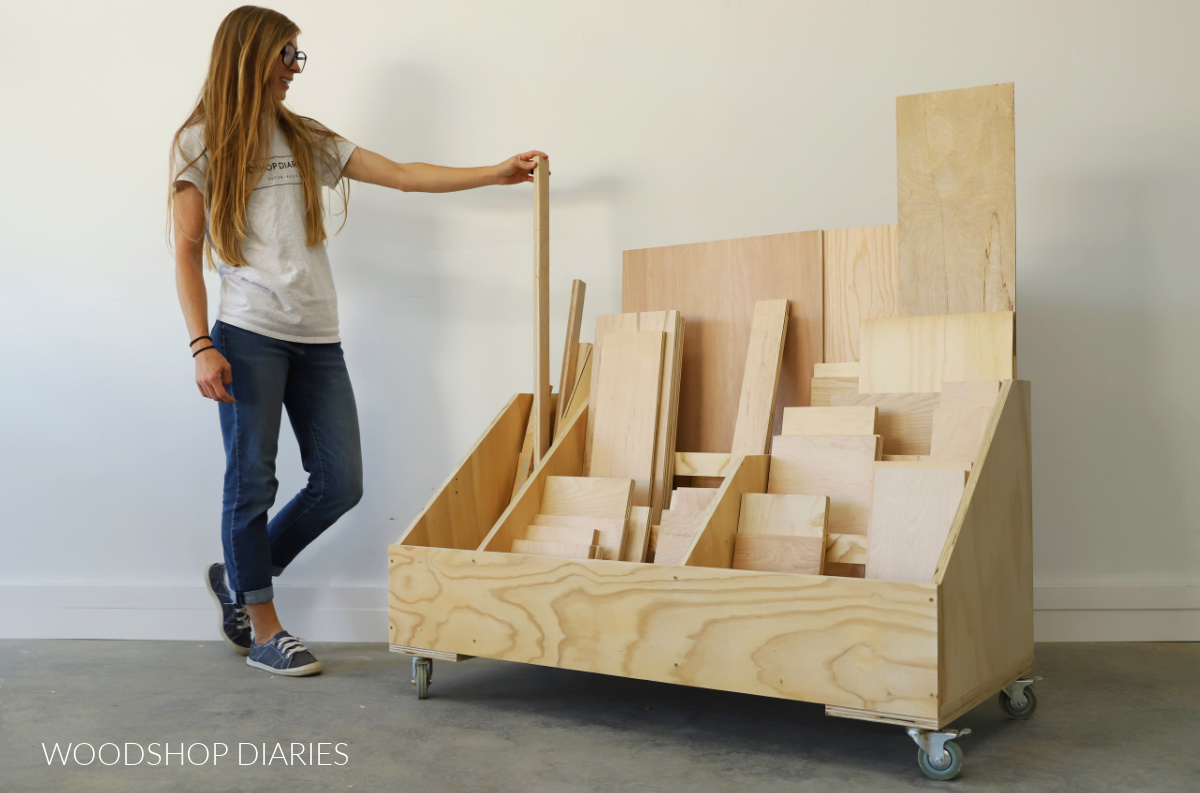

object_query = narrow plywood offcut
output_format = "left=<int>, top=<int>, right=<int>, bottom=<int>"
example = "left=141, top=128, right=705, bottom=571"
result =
left=730, top=299, right=790, bottom=455
left=781, top=407, right=877, bottom=437
left=866, top=465, right=968, bottom=583
left=897, top=83, right=1016, bottom=317
left=858, top=311, right=1014, bottom=393
left=767, top=435, right=880, bottom=537
left=623, top=230, right=824, bottom=452
left=587, top=330, right=666, bottom=506
left=556, top=279, right=586, bottom=429
left=540, top=476, right=633, bottom=520
left=824, top=225, right=899, bottom=363
left=533, top=156, right=551, bottom=463
left=530, top=514, right=626, bottom=561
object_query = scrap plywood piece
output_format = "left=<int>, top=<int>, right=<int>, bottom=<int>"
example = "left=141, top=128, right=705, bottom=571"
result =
left=511, top=538, right=598, bottom=560
left=781, top=407, right=877, bottom=437
left=810, top=377, right=859, bottom=407
left=530, top=514, right=626, bottom=561
left=866, top=465, right=969, bottom=583
left=623, top=505, right=652, bottom=563
left=623, top=230, right=824, bottom=451
left=556, top=280, right=586, bottom=429
left=737, top=493, right=828, bottom=538
left=540, top=476, right=633, bottom=520
left=523, top=523, right=597, bottom=546
left=824, top=225, right=900, bottom=363
left=830, top=391, right=939, bottom=456
left=670, top=487, right=719, bottom=513
left=767, top=434, right=881, bottom=536
left=533, top=156, right=551, bottom=464
left=897, top=83, right=1016, bottom=317
left=587, top=330, right=666, bottom=506
left=825, top=533, right=868, bottom=565
left=858, top=312, right=1014, bottom=394
left=673, top=452, right=734, bottom=478
left=557, top=343, right=593, bottom=440
left=930, top=381, right=1001, bottom=467
left=814, top=362, right=861, bottom=379
left=732, top=534, right=824, bottom=575
left=730, top=299, right=790, bottom=455
left=653, top=526, right=695, bottom=566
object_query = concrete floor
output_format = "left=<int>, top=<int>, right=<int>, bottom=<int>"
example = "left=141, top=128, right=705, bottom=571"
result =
left=0, top=641, right=1196, bottom=792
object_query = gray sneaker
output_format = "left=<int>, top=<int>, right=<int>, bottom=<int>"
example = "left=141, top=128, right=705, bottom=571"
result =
left=204, top=563, right=252, bottom=656
left=246, top=631, right=323, bottom=677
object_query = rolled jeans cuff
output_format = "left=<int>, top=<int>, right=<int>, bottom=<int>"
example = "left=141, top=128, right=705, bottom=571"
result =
left=235, top=584, right=274, bottom=606
left=271, top=566, right=285, bottom=577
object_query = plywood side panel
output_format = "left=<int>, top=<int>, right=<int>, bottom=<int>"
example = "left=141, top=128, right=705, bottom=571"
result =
left=623, top=230, right=824, bottom=452
left=730, top=299, right=790, bottom=455
left=389, top=545, right=939, bottom=717
left=398, top=393, right=531, bottom=550
left=936, top=381, right=1034, bottom=722
left=478, top=406, right=589, bottom=554
left=830, top=392, right=938, bottom=456
left=858, top=312, right=1014, bottom=393
left=897, top=83, right=1016, bottom=316
left=682, top=455, right=771, bottom=569
left=824, top=225, right=899, bottom=363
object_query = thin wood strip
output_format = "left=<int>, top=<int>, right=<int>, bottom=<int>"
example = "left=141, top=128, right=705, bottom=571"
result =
left=730, top=299, right=790, bottom=455
left=556, top=280, right=586, bottom=430
left=533, top=156, right=551, bottom=464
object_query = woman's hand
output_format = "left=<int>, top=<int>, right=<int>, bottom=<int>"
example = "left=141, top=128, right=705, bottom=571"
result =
left=494, top=150, right=549, bottom=185
left=195, top=348, right=236, bottom=403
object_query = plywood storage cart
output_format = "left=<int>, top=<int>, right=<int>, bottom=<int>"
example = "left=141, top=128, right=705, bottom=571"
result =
left=388, top=84, right=1036, bottom=781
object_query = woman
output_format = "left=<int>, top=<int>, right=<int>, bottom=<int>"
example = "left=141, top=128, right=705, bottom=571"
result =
left=171, top=6, right=545, bottom=676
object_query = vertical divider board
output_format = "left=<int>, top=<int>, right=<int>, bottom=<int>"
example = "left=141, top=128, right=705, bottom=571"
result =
left=678, top=455, right=771, bottom=569
left=935, top=380, right=1033, bottom=724
left=398, top=393, right=532, bottom=550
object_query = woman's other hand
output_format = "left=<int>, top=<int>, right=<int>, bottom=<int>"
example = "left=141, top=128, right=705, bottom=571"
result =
left=495, top=150, right=549, bottom=185
left=196, top=348, right=237, bottom=403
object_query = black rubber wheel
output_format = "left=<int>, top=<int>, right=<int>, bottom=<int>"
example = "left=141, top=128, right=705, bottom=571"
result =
left=917, top=741, right=964, bottom=781
left=999, top=686, right=1037, bottom=719
left=413, top=659, right=431, bottom=700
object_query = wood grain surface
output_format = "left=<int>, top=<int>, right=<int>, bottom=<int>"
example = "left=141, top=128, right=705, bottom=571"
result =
left=530, top=513, right=626, bottom=561
left=824, top=225, right=899, bottom=363
left=533, top=156, right=551, bottom=463
left=865, top=465, right=968, bottom=583
left=830, top=391, right=939, bottom=456
left=556, top=279, right=586, bottom=428
left=930, top=381, right=1001, bottom=467
left=623, top=230, right=824, bottom=452
left=858, top=312, right=1014, bottom=393
left=540, top=476, right=633, bottom=520
left=737, top=493, right=828, bottom=537
left=810, top=377, right=859, bottom=407
left=767, top=435, right=881, bottom=536
left=781, top=406, right=877, bottom=437
left=732, top=534, right=825, bottom=575
left=389, top=545, right=939, bottom=717
left=730, top=299, right=790, bottom=455
left=897, top=84, right=1016, bottom=317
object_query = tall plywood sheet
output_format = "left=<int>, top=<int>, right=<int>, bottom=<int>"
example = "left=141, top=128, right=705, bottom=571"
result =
left=623, top=230, right=824, bottom=453
left=897, top=84, right=1016, bottom=316
left=824, top=225, right=899, bottom=363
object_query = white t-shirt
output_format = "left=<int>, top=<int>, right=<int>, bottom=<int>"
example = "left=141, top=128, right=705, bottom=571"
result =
left=173, top=120, right=357, bottom=343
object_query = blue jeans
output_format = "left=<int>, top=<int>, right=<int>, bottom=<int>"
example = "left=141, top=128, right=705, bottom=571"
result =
left=211, top=320, right=363, bottom=605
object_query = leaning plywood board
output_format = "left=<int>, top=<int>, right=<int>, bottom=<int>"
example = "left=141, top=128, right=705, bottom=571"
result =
left=398, top=394, right=531, bottom=550
left=587, top=331, right=666, bottom=506
left=730, top=299, right=790, bottom=455
left=897, top=83, right=1016, bottom=317
left=824, top=224, right=900, bottom=363
left=825, top=533, right=868, bottom=565
left=531, top=513, right=626, bottom=561
left=556, top=280, right=586, bottom=428
left=671, top=487, right=719, bottom=514
left=865, top=464, right=969, bottom=583
left=623, top=231, right=824, bottom=451
left=388, top=545, right=939, bottom=718
left=624, top=505, right=652, bottom=563
left=540, top=476, right=633, bottom=520
left=737, top=493, right=827, bottom=537
left=533, top=156, right=552, bottom=463
left=858, top=312, right=1014, bottom=393
left=830, top=391, right=938, bottom=456
left=767, top=435, right=880, bottom=537
left=936, top=380, right=1033, bottom=725
left=930, top=381, right=1001, bottom=467
left=732, top=534, right=824, bottom=575
left=557, top=343, right=592, bottom=441
left=781, top=407, right=877, bottom=437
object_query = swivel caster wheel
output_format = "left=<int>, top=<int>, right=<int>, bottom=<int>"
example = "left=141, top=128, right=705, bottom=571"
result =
left=411, top=657, right=432, bottom=700
left=916, top=740, right=964, bottom=781
left=999, top=676, right=1041, bottom=720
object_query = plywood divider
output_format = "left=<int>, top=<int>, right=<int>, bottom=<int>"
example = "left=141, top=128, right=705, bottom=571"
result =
left=679, top=455, right=771, bottom=569
left=478, top=405, right=589, bottom=554
left=398, top=393, right=531, bottom=550
left=935, top=380, right=1033, bottom=723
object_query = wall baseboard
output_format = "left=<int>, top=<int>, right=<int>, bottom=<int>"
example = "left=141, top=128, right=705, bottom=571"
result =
left=1, top=584, right=1197, bottom=643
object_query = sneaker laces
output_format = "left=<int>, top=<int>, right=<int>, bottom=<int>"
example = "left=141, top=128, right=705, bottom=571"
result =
left=276, top=635, right=309, bottom=658
left=233, top=606, right=251, bottom=632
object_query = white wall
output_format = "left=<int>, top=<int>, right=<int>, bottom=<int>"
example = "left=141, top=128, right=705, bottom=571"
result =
left=2, top=0, right=1197, bottom=642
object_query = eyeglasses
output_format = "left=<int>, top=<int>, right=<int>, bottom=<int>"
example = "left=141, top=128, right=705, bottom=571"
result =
left=281, top=44, right=306, bottom=73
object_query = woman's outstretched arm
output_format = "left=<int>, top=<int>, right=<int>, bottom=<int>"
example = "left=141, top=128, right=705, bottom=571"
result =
left=341, top=148, right=548, bottom=192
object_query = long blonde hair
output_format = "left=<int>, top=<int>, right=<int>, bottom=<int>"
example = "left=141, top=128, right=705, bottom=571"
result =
left=169, top=5, right=348, bottom=269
